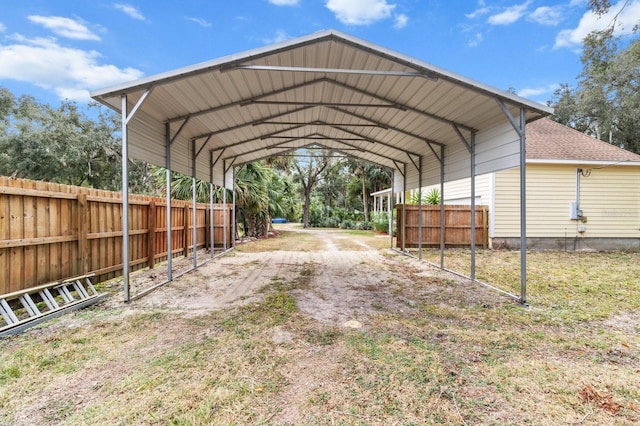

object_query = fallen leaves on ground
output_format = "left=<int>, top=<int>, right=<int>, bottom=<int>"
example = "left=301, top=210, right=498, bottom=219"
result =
left=579, top=384, right=624, bottom=415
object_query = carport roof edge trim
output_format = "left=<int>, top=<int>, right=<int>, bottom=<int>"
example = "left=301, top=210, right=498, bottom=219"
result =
left=90, top=29, right=553, bottom=116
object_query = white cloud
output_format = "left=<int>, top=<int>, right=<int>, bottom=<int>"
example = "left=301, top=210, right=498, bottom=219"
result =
left=466, top=0, right=490, bottom=19
left=325, top=0, right=396, bottom=25
left=0, top=22, right=6, bottom=33
left=517, top=83, right=559, bottom=98
left=114, top=4, right=146, bottom=21
left=487, top=0, right=532, bottom=25
left=261, top=30, right=291, bottom=44
left=528, top=6, right=562, bottom=26
left=186, top=17, right=212, bottom=27
left=268, top=0, right=300, bottom=5
left=555, top=0, right=640, bottom=49
left=393, top=14, right=408, bottom=29
left=0, top=35, right=143, bottom=101
left=28, top=15, right=100, bottom=41
left=468, top=32, right=483, bottom=47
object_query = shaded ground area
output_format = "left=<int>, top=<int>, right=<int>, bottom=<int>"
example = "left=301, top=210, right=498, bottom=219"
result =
left=1, top=225, right=639, bottom=425
left=120, top=225, right=499, bottom=324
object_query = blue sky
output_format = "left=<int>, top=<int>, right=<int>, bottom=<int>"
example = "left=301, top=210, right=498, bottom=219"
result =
left=1, top=0, right=639, bottom=107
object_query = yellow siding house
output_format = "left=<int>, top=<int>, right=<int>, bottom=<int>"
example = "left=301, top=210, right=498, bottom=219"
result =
left=424, top=118, right=640, bottom=250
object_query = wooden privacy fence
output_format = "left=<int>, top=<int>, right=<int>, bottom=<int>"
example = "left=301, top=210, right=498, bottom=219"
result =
left=396, top=204, right=489, bottom=249
left=0, top=177, right=232, bottom=295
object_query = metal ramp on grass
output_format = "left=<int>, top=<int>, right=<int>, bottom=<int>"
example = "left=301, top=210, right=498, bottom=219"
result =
left=0, top=274, right=108, bottom=337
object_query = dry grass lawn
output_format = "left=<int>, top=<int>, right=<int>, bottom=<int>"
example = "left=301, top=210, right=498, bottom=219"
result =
left=1, top=225, right=638, bottom=425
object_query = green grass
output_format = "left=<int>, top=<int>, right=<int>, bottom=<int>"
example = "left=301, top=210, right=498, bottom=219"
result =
left=1, top=230, right=638, bottom=425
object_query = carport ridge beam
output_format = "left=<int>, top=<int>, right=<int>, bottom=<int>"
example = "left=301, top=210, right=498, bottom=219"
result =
left=229, top=64, right=435, bottom=78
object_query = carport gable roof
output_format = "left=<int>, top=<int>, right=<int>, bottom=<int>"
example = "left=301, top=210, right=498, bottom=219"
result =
left=90, top=29, right=552, bottom=188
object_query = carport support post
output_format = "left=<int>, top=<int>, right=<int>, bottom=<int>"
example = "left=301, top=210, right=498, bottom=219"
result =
left=121, top=95, right=130, bottom=302
left=402, top=164, right=407, bottom=253
left=390, top=171, right=395, bottom=249
left=418, top=156, right=423, bottom=260
left=223, top=161, right=228, bottom=251
left=439, top=145, right=445, bottom=268
left=518, top=108, right=527, bottom=304
left=470, top=132, right=476, bottom=280
left=119, top=89, right=152, bottom=302
left=191, top=139, right=197, bottom=269
left=165, top=123, right=173, bottom=282
left=232, top=167, right=236, bottom=246
left=387, top=191, right=392, bottom=237
left=209, top=182, right=214, bottom=258
left=497, top=101, right=528, bottom=305
left=209, top=151, right=214, bottom=259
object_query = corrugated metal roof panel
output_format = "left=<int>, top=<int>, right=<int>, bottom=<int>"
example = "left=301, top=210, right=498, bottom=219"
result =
left=91, top=29, right=552, bottom=187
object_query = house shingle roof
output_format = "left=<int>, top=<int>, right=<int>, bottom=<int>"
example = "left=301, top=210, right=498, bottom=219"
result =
left=526, top=118, right=640, bottom=162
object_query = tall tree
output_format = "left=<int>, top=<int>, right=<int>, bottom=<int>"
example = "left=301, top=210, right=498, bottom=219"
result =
left=0, top=88, right=156, bottom=192
left=346, top=159, right=392, bottom=222
left=292, top=149, right=337, bottom=228
left=550, top=29, right=640, bottom=154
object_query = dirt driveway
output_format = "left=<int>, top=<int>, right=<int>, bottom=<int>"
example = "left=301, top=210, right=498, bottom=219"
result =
left=4, top=225, right=639, bottom=425
left=120, top=224, right=501, bottom=325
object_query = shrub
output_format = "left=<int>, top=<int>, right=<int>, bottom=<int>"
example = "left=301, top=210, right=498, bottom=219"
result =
left=339, top=219, right=355, bottom=229
left=372, top=212, right=389, bottom=233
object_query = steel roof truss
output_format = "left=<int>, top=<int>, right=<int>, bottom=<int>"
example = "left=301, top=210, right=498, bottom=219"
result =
left=166, top=78, right=326, bottom=125
left=193, top=106, right=315, bottom=141
left=452, top=123, right=472, bottom=153
left=248, top=100, right=405, bottom=109
left=406, top=153, right=419, bottom=172
left=329, top=106, right=445, bottom=147
left=393, top=160, right=405, bottom=177
left=194, top=135, right=212, bottom=159
left=210, top=148, right=226, bottom=171
left=124, top=87, right=154, bottom=125
left=496, top=99, right=525, bottom=138
left=327, top=78, right=476, bottom=133
left=260, top=120, right=386, bottom=129
left=425, top=141, right=442, bottom=164
left=231, top=65, right=433, bottom=78
left=224, top=158, right=236, bottom=174
left=326, top=137, right=404, bottom=166
left=169, top=116, right=191, bottom=146
left=330, top=125, right=422, bottom=158
left=259, top=124, right=309, bottom=140
left=230, top=143, right=320, bottom=167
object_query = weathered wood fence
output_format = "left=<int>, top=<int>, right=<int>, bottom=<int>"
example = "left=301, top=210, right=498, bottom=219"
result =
left=0, top=177, right=232, bottom=295
left=396, top=204, right=489, bottom=248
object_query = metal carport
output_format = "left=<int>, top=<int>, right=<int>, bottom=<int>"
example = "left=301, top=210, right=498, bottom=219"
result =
left=90, top=29, right=552, bottom=304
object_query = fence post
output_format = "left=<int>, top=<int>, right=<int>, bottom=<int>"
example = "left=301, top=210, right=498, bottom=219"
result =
left=148, top=201, right=156, bottom=269
left=77, top=193, right=89, bottom=275
left=183, top=205, right=189, bottom=257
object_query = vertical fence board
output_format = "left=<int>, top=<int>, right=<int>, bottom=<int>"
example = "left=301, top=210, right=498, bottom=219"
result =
left=0, top=191, right=8, bottom=294
left=396, top=204, right=489, bottom=248
left=35, top=181, right=50, bottom=285
left=0, top=177, right=233, bottom=294
left=148, top=201, right=156, bottom=269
